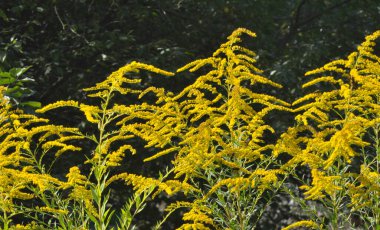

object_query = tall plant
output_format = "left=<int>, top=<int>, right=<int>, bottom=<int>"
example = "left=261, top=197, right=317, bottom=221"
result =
left=276, top=31, right=380, bottom=229
left=0, top=62, right=193, bottom=229
left=1, top=27, right=379, bottom=230
left=128, top=28, right=291, bottom=229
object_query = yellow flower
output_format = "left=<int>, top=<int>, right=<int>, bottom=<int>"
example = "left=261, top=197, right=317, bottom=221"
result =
left=63, top=166, right=87, bottom=188
left=177, top=202, right=215, bottom=230
left=182, top=208, right=214, bottom=225
left=300, top=169, right=342, bottom=200
left=144, top=146, right=180, bottom=162
left=13, top=222, right=42, bottom=230
left=347, top=164, right=380, bottom=211
left=106, top=149, right=126, bottom=167
left=177, top=223, right=211, bottom=230
left=83, top=61, right=173, bottom=97
left=339, top=84, right=351, bottom=99
left=323, top=116, right=369, bottom=169
left=205, top=177, right=251, bottom=199
left=79, top=104, right=101, bottom=123
left=282, top=220, right=321, bottom=230
left=36, top=100, right=79, bottom=113
left=109, top=173, right=164, bottom=195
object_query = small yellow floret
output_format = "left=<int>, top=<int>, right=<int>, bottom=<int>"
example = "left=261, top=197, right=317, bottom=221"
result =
left=282, top=220, right=320, bottom=230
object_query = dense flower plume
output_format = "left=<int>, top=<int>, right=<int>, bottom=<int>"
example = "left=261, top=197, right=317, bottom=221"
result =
left=120, top=28, right=290, bottom=229
left=0, top=86, right=84, bottom=228
left=275, top=30, right=380, bottom=228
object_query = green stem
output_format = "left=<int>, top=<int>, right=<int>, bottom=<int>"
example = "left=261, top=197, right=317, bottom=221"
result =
left=2, top=209, right=10, bottom=230
left=329, top=188, right=344, bottom=230
left=93, top=89, right=113, bottom=230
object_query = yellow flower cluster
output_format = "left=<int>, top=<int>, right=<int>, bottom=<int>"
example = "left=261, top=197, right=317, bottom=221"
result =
left=282, top=220, right=321, bottom=230
left=36, top=100, right=102, bottom=124
left=105, top=144, right=135, bottom=166
left=300, top=169, right=342, bottom=200
left=83, top=61, right=174, bottom=98
left=32, top=28, right=289, bottom=229
left=176, top=202, right=214, bottom=230
left=11, top=221, right=44, bottom=230
left=137, top=27, right=289, bottom=175
left=276, top=30, right=380, bottom=228
left=0, top=86, right=85, bottom=225
left=2, top=27, right=379, bottom=229
left=79, top=104, right=101, bottom=123
left=60, top=166, right=96, bottom=217
left=35, top=100, right=79, bottom=113
left=28, top=61, right=187, bottom=228
left=347, top=164, right=380, bottom=211
left=112, top=28, right=291, bottom=228
left=109, top=172, right=196, bottom=197
left=0, top=85, right=88, bottom=222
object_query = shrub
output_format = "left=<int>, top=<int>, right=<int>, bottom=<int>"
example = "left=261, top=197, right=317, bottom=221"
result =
left=0, top=28, right=379, bottom=229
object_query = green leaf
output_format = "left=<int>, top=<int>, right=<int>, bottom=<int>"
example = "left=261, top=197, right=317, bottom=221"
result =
left=5, top=85, right=20, bottom=94
left=9, top=66, right=32, bottom=78
left=20, top=77, right=35, bottom=83
left=0, top=77, right=15, bottom=85
left=86, top=210, right=99, bottom=226
left=104, top=208, right=115, bottom=228
left=7, top=90, right=23, bottom=98
left=20, top=101, right=41, bottom=108
left=91, top=187, right=100, bottom=204
left=6, top=87, right=34, bottom=99
left=135, top=203, right=146, bottom=214
left=0, top=71, right=12, bottom=78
